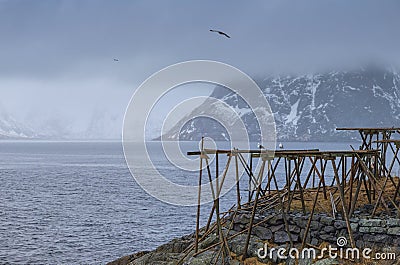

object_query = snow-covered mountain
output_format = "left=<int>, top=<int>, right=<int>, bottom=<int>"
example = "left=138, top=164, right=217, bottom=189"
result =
left=0, top=111, right=37, bottom=139
left=0, top=107, right=122, bottom=140
left=161, top=66, right=400, bottom=141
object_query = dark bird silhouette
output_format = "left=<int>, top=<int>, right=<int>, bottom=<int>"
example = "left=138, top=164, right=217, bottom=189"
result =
left=113, top=58, right=119, bottom=62
left=210, top=29, right=230, bottom=38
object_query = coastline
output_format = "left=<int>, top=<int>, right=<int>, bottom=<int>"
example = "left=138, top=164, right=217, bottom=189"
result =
left=108, top=208, right=400, bottom=265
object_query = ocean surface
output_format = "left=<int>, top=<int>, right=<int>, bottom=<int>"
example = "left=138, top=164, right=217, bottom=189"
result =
left=0, top=141, right=360, bottom=264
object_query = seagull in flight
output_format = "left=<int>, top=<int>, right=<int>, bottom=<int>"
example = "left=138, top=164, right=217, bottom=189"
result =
left=257, top=143, right=265, bottom=149
left=113, top=58, right=119, bottom=62
left=210, top=29, right=231, bottom=38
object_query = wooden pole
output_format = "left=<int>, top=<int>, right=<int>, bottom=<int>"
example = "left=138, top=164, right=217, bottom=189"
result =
left=331, top=158, right=356, bottom=248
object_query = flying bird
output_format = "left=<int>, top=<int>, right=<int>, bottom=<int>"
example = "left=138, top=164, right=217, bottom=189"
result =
left=257, top=143, right=265, bottom=149
left=113, top=58, right=119, bottom=62
left=279, top=143, right=284, bottom=149
left=210, top=29, right=231, bottom=38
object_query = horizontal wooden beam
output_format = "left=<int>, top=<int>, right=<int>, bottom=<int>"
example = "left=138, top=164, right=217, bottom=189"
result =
left=187, top=149, right=379, bottom=158
left=336, top=127, right=400, bottom=132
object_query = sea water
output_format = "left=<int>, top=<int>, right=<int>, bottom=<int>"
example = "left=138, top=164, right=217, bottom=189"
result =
left=0, top=141, right=358, bottom=264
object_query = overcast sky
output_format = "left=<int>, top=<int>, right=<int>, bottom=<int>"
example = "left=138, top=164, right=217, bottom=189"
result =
left=0, top=0, right=399, bottom=138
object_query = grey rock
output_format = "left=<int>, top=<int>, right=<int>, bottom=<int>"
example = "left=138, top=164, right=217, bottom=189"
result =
left=359, top=218, right=384, bottom=227
left=350, top=222, right=359, bottom=232
left=312, top=215, right=321, bottom=222
left=387, top=218, right=400, bottom=227
left=270, top=224, right=284, bottom=233
left=323, top=226, right=336, bottom=233
left=310, top=238, right=319, bottom=246
left=349, top=217, right=360, bottom=223
left=319, top=234, right=335, bottom=242
left=298, top=257, right=313, bottom=265
left=394, top=237, right=400, bottom=246
left=300, top=229, right=311, bottom=243
left=234, top=213, right=251, bottom=225
left=356, top=240, right=365, bottom=248
left=320, top=216, right=335, bottom=226
left=229, top=260, right=242, bottom=265
left=313, top=258, right=339, bottom=265
left=188, top=251, right=214, bottom=265
left=369, top=226, right=385, bottom=233
left=295, top=217, right=309, bottom=228
left=233, top=223, right=242, bottom=232
left=286, top=256, right=296, bottom=265
left=229, top=234, right=261, bottom=257
left=363, top=234, right=391, bottom=243
left=310, top=231, right=320, bottom=238
left=333, top=220, right=346, bottom=229
left=274, top=231, right=290, bottom=243
left=337, top=229, right=349, bottom=238
left=290, top=233, right=299, bottom=242
left=198, top=234, right=219, bottom=249
left=388, top=227, right=400, bottom=236
left=252, top=226, right=273, bottom=240
left=359, top=226, right=370, bottom=233
left=229, top=234, right=247, bottom=254
left=156, top=237, right=191, bottom=253
left=131, top=252, right=183, bottom=265
left=292, top=215, right=302, bottom=224
left=310, top=221, right=320, bottom=230
left=289, top=225, right=301, bottom=234
left=270, top=214, right=283, bottom=225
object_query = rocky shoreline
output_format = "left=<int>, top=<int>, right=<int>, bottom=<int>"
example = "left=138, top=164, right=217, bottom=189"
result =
left=108, top=206, right=400, bottom=265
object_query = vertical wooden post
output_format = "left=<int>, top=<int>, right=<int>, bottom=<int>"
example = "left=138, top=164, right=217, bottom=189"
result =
left=241, top=155, right=267, bottom=261
left=249, top=154, right=253, bottom=203
left=195, top=137, right=204, bottom=252
left=331, top=158, right=356, bottom=248
left=234, top=150, right=241, bottom=208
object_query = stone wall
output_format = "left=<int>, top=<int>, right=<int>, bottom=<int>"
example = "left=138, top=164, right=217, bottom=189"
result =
left=228, top=211, right=400, bottom=249
left=109, top=211, right=400, bottom=265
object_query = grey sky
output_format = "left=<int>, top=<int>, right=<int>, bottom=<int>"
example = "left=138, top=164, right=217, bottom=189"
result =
left=0, top=0, right=399, bottom=138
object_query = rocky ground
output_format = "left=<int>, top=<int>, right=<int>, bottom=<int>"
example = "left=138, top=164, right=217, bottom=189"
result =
left=108, top=176, right=400, bottom=265
left=108, top=205, right=400, bottom=265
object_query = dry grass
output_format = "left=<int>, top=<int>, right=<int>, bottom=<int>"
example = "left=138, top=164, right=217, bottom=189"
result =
left=284, top=176, right=399, bottom=215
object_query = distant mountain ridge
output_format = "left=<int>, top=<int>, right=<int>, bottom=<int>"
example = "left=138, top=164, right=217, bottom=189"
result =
left=0, top=110, right=37, bottom=139
left=0, top=108, right=121, bottom=140
left=161, top=66, right=400, bottom=141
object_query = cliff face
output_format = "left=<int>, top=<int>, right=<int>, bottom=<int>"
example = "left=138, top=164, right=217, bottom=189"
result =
left=161, top=66, right=400, bottom=142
